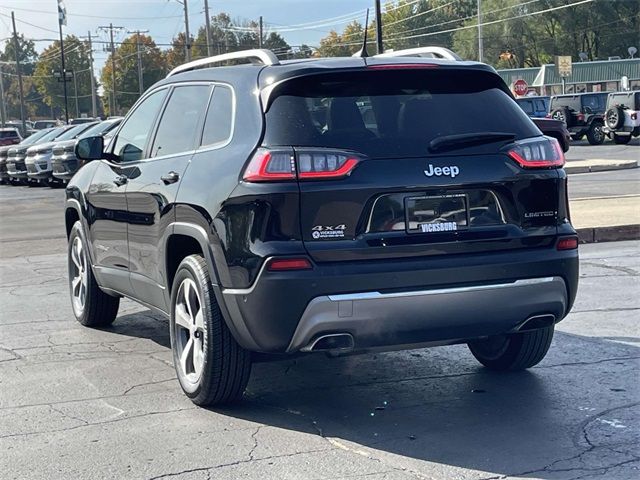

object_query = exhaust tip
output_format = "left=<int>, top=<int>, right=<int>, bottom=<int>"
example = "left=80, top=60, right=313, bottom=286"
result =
left=519, top=314, right=556, bottom=332
left=302, top=333, right=355, bottom=353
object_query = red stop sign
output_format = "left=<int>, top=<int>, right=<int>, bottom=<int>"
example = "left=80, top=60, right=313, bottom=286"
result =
left=513, top=79, right=528, bottom=96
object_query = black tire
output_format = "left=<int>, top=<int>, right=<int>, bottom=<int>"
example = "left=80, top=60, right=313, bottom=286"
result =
left=613, top=133, right=632, bottom=145
left=605, top=106, right=624, bottom=130
left=586, top=121, right=605, bottom=145
left=170, top=254, right=252, bottom=406
left=68, top=221, right=120, bottom=327
left=468, top=326, right=554, bottom=371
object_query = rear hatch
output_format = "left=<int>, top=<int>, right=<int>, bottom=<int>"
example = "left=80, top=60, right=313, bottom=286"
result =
left=255, top=66, right=564, bottom=263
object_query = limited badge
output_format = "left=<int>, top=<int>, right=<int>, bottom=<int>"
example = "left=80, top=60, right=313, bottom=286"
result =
left=311, top=224, right=346, bottom=239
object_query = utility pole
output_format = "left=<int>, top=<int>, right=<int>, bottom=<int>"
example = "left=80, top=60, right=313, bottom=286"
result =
left=0, top=64, right=6, bottom=127
left=477, top=0, right=484, bottom=63
left=203, top=0, right=212, bottom=56
left=128, top=30, right=148, bottom=96
left=73, top=70, right=79, bottom=118
left=98, top=24, right=123, bottom=116
left=259, top=16, right=263, bottom=48
left=175, top=0, right=191, bottom=62
left=55, top=10, right=70, bottom=123
left=11, top=12, right=26, bottom=134
left=86, top=32, right=97, bottom=118
left=374, top=0, right=383, bottom=54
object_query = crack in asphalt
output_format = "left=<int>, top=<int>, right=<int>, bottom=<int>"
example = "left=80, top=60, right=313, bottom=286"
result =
left=580, top=261, right=639, bottom=276
left=146, top=447, right=334, bottom=479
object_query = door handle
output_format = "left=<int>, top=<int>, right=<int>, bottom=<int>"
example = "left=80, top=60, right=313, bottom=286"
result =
left=161, top=171, right=180, bottom=185
left=113, top=175, right=128, bottom=186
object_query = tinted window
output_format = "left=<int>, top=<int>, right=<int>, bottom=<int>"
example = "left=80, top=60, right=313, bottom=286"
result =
left=151, top=85, right=211, bottom=157
left=0, top=130, right=19, bottom=138
left=534, top=99, right=547, bottom=112
left=264, top=70, right=538, bottom=158
left=113, top=89, right=167, bottom=162
left=518, top=100, right=534, bottom=114
left=79, top=120, right=122, bottom=139
left=19, top=128, right=54, bottom=146
left=201, top=85, right=233, bottom=146
left=54, top=122, right=98, bottom=141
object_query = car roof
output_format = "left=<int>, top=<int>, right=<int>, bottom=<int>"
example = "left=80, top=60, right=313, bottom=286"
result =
left=154, top=56, right=498, bottom=90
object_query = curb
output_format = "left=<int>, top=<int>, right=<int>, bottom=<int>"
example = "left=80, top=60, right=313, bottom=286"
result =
left=565, top=160, right=638, bottom=174
left=576, top=224, right=640, bottom=244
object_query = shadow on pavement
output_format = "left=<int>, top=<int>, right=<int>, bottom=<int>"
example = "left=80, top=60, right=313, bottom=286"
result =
left=105, top=309, right=639, bottom=478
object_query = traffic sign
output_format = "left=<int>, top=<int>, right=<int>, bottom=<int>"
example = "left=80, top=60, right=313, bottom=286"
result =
left=513, top=79, right=528, bottom=96
left=555, top=56, right=572, bottom=77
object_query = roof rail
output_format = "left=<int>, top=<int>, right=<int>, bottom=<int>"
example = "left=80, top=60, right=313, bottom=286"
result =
left=375, top=46, right=462, bottom=61
left=167, top=48, right=280, bottom=77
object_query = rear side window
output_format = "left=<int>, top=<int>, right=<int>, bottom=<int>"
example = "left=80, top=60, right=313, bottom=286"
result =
left=201, top=85, right=233, bottom=147
left=151, top=85, right=211, bottom=158
left=0, top=131, right=19, bottom=138
left=263, top=69, right=538, bottom=158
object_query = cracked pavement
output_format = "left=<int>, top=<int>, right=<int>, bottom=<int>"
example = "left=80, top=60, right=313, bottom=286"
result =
left=0, top=185, right=638, bottom=480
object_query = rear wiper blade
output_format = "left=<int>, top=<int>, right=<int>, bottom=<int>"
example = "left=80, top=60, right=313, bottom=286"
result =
left=429, top=132, right=516, bottom=153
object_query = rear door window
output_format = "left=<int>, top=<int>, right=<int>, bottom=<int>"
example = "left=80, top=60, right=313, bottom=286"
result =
left=151, top=85, right=211, bottom=158
left=264, top=69, right=538, bottom=158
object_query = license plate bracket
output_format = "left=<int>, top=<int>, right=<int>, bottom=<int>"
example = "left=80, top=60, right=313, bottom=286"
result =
left=405, top=194, right=469, bottom=233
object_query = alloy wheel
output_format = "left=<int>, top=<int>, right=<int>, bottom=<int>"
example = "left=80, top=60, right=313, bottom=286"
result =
left=70, top=236, right=88, bottom=316
left=174, top=278, right=206, bottom=383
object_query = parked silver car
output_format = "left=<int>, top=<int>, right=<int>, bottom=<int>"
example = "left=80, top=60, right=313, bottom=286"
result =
left=6, top=127, right=68, bottom=184
left=52, top=118, right=122, bottom=183
left=26, top=122, right=98, bottom=185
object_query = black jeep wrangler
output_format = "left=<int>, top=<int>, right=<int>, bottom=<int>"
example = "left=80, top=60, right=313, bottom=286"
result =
left=549, top=92, right=608, bottom=144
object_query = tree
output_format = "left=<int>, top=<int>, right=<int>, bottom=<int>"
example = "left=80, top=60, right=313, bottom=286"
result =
left=0, top=35, right=45, bottom=119
left=101, top=34, right=166, bottom=115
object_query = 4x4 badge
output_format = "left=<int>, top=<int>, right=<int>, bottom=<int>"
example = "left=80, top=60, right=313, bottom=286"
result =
left=312, top=224, right=346, bottom=239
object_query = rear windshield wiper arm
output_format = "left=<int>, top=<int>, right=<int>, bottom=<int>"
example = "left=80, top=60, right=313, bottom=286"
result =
left=429, top=132, right=516, bottom=153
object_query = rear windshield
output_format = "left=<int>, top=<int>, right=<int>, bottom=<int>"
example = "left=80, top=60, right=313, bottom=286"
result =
left=263, top=70, right=538, bottom=158
left=0, top=130, right=19, bottom=138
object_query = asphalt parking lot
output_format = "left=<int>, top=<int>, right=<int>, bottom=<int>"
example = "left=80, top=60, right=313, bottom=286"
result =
left=0, top=185, right=639, bottom=480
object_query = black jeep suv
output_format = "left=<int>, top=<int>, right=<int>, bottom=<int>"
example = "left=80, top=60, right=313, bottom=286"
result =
left=66, top=49, right=579, bottom=406
left=549, top=92, right=608, bottom=144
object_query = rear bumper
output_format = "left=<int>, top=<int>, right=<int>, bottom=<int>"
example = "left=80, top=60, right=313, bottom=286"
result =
left=286, top=276, right=566, bottom=352
left=220, top=246, right=579, bottom=353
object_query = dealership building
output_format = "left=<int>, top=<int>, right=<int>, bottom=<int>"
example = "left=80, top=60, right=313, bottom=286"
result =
left=498, top=58, right=640, bottom=96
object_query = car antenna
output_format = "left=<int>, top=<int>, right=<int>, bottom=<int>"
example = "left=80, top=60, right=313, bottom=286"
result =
left=352, top=8, right=370, bottom=58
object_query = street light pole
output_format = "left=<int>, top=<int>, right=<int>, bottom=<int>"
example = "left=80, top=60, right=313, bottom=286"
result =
left=73, top=70, right=79, bottom=118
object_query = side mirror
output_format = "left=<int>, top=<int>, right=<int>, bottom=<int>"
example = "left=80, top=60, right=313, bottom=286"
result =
left=75, top=135, right=104, bottom=161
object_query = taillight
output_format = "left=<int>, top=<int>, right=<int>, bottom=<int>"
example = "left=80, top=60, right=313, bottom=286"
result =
left=557, top=236, right=578, bottom=250
left=243, top=148, right=362, bottom=182
left=577, top=113, right=585, bottom=122
left=243, top=148, right=296, bottom=182
left=506, top=137, right=565, bottom=169
left=266, top=257, right=312, bottom=271
left=296, top=149, right=360, bottom=180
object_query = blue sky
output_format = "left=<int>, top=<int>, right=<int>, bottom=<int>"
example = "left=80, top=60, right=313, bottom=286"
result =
left=0, top=0, right=374, bottom=68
